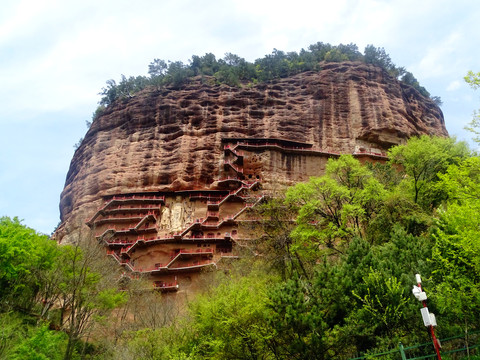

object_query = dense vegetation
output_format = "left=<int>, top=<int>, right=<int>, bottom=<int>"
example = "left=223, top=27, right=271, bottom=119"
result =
left=0, top=221, right=126, bottom=359
left=2, top=135, right=479, bottom=359
left=95, top=42, right=439, bottom=117
left=465, top=71, right=480, bottom=144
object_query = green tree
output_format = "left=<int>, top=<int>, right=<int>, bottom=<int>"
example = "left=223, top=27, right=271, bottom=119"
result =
left=54, top=235, right=127, bottom=360
left=352, top=271, right=410, bottom=337
left=165, top=61, right=192, bottom=88
left=222, top=52, right=242, bottom=67
left=11, top=324, right=67, bottom=360
left=464, top=70, right=480, bottom=144
left=431, top=200, right=480, bottom=331
left=185, top=268, right=275, bottom=360
left=0, top=312, right=25, bottom=359
left=323, top=48, right=349, bottom=62
left=248, top=194, right=305, bottom=279
left=307, top=42, right=333, bottom=61
left=367, top=190, right=431, bottom=244
left=297, top=47, right=321, bottom=71
left=312, top=228, right=431, bottom=355
left=431, top=95, right=443, bottom=107
left=430, top=157, right=480, bottom=332
left=465, top=71, right=480, bottom=89
left=437, top=156, right=480, bottom=202
left=285, top=155, right=386, bottom=256
left=401, top=71, right=431, bottom=97
left=148, top=58, right=168, bottom=77
left=98, top=79, right=118, bottom=107
left=255, top=48, right=291, bottom=81
left=200, top=53, right=220, bottom=75
left=335, top=43, right=362, bottom=61
left=214, top=66, right=240, bottom=86
left=97, top=42, right=435, bottom=111
left=0, top=217, right=59, bottom=312
left=267, top=274, right=328, bottom=360
left=388, top=135, right=469, bottom=207
left=363, top=45, right=405, bottom=78
left=121, top=327, right=190, bottom=360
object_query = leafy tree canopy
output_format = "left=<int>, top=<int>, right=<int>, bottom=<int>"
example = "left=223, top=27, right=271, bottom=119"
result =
left=429, top=157, right=480, bottom=332
left=465, top=70, right=480, bottom=144
left=0, top=216, right=59, bottom=311
left=388, top=135, right=469, bottom=207
left=5, top=137, right=480, bottom=359
left=95, top=42, right=439, bottom=112
left=285, top=155, right=387, bottom=257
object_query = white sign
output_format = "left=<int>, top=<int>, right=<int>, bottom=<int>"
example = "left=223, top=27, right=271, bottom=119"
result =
left=416, top=274, right=422, bottom=284
left=421, top=307, right=432, bottom=326
left=412, top=285, right=427, bottom=301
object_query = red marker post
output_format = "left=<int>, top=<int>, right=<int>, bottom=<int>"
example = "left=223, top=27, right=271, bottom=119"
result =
left=412, top=274, right=442, bottom=360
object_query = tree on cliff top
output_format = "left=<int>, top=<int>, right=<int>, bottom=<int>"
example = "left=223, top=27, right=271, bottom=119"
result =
left=364, top=44, right=405, bottom=79
left=96, top=42, right=438, bottom=111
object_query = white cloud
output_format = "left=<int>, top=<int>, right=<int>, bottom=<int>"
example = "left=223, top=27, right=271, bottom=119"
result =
left=447, top=80, right=462, bottom=92
left=1, top=0, right=480, bottom=232
left=0, top=0, right=59, bottom=45
left=416, top=31, right=461, bottom=79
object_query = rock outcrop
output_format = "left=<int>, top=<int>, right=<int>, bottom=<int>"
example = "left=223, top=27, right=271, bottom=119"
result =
left=56, top=61, right=447, bottom=292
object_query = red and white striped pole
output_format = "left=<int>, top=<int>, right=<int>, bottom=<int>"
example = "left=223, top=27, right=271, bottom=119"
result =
left=412, top=273, right=442, bottom=360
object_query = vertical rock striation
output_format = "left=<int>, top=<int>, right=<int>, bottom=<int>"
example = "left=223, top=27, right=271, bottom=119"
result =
left=56, top=62, right=447, bottom=291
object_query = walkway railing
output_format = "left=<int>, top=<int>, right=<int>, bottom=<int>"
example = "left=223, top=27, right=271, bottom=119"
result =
left=107, top=249, right=216, bottom=274
left=350, top=331, right=480, bottom=360
left=225, top=139, right=392, bottom=160
left=224, top=160, right=244, bottom=174
left=86, top=196, right=165, bottom=225
left=92, top=143, right=268, bottom=282
left=353, top=150, right=388, bottom=159
left=226, top=140, right=341, bottom=157
left=207, top=181, right=260, bottom=209
left=154, top=280, right=179, bottom=291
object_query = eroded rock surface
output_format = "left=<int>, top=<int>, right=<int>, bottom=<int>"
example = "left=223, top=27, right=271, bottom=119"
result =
left=60, top=62, right=446, bottom=232
left=56, top=62, right=447, bottom=290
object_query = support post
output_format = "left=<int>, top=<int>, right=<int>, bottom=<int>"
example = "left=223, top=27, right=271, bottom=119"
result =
left=398, top=342, right=407, bottom=360
left=413, top=274, right=442, bottom=360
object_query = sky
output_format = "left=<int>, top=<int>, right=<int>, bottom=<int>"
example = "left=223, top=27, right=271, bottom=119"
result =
left=1, top=0, right=479, bottom=234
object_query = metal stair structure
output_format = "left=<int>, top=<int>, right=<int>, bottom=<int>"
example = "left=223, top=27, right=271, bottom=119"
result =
left=223, top=140, right=342, bottom=158
left=352, top=149, right=388, bottom=159
left=106, top=249, right=217, bottom=274
left=86, top=138, right=388, bottom=292
left=86, top=143, right=265, bottom=292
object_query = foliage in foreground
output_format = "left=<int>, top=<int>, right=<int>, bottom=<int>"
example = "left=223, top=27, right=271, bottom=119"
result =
left=0, top=219, right=126, bottom=360
left=465, top=70, right=480, bottom=145
left=103, top=136, right=478, bottom=359
left=2, top=136, right=480, bottom=359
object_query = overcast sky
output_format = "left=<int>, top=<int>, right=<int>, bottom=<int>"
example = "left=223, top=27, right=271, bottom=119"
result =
left=1, top=0, right=479, bottom=234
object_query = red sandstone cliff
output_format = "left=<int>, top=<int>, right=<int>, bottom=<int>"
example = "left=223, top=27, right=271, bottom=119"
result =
left=59, top=61, right=446, bottom=233
left=55, top=61, right=448, bottom=291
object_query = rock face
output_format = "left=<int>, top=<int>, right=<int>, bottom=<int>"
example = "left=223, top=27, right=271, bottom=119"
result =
left=57, top=61, right=447, bottom=292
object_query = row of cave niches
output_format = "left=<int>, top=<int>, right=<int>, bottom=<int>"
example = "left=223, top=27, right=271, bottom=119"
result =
left=86, top=184, right=263, bottom=293
left=85, top=138, right=337, bottom=292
